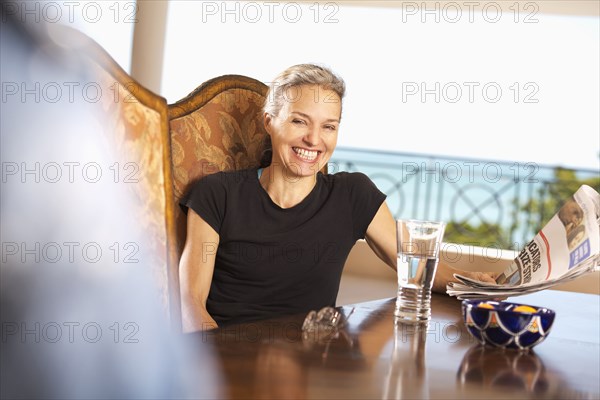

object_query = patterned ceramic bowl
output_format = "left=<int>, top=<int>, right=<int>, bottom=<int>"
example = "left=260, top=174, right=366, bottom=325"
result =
left=462, top=300, right=556, bottom=351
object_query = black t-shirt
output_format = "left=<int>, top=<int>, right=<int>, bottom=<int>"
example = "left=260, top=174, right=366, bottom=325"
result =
left=181, top=168, right=386, bottom=326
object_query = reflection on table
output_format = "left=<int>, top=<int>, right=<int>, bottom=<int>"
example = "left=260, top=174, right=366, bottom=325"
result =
left=458, top=346, right=554, bottom=395
left=185, top=290, right=600, bottom=399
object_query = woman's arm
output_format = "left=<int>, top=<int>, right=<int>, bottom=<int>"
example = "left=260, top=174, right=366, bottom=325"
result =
left=179, top=210, right=220, bottom=332
left=363, top=201, right=397, bottom=270
left=364, top=201, right=497, bottom=294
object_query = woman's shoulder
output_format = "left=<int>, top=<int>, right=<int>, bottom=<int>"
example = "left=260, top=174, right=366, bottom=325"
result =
left=324, top=171, right=373, bottom=186
left=322, top=171, right=383, bottom=199
left=195, top=168, right=258, bottom=186
left=185, top=168, right=258, bottom=200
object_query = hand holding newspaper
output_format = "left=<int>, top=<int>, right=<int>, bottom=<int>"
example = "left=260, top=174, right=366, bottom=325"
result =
left=447, top=185, right=600, bottom=300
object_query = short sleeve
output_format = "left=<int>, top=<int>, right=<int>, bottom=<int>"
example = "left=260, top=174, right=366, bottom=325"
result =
left=346, top=172, right=387, bottom=240
left=179, top=173, right=227, bottom=234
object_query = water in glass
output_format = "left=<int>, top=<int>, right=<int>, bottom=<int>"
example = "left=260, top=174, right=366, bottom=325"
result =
left=395, top=254, right=439, bottom=322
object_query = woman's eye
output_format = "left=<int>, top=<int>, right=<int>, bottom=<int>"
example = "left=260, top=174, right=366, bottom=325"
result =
left=325, top=125, right=337, bottom=131
left=292, top=119, right=305, bottom=125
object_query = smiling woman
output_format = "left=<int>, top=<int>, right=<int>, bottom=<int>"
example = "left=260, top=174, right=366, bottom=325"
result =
left=177, top=64, right=496, bottom=332
left=260, top=64, right=345, bottom=205
left=178, top=64, right=389, bottom=331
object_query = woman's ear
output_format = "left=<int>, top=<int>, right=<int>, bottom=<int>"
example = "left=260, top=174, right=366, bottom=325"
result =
left=263, top=112, right=274, bottom=136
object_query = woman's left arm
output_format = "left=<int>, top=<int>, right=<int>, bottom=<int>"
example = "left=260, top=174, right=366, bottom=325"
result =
left=363, top=201, right=397, bottom=270
left=364, top=201, right=497, bottom=294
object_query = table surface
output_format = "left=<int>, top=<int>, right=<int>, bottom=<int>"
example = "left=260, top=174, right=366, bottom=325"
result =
left=186, top=290, right=600, bottom=399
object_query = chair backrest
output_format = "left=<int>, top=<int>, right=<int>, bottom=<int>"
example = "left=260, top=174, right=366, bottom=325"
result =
left=55, top=26, right=181, bottom=329
left=168, top=76, right=269, bottom=258
left=50, top=28, right=330, bottom=330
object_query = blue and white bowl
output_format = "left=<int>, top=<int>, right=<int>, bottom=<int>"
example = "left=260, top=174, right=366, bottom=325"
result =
left=462, top=300, right=556, bottom=351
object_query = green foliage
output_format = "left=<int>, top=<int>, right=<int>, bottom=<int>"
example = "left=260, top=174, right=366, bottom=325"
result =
left=523, top=168, right=600, bottom=235
left=445, top=167, right=599, bottom=250
left=444, top=221, right=513, bottom=249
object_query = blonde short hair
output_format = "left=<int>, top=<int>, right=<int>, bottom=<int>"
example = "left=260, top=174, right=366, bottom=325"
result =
left=263, top=64, right=346, bottom=117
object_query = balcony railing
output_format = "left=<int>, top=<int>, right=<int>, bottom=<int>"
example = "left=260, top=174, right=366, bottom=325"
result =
left=329, top=147, right=599, bottom=250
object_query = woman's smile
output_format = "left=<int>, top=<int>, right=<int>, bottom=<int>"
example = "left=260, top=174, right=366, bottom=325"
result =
left=292, top=147, right=320, bottom=162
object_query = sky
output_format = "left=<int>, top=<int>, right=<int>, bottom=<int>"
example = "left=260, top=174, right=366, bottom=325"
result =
left=70, top=1, right=599, bottom=172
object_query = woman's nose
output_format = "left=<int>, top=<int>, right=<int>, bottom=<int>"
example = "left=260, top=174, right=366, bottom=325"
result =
left=303, top=127, right=320, bottom=146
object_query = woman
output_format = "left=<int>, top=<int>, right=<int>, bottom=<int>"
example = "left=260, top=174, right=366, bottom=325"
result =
left=179, top=64, right=495, bottom=332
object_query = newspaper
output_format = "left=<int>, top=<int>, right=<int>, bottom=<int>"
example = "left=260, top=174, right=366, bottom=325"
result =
left=447, top=185, right=600, bottom=300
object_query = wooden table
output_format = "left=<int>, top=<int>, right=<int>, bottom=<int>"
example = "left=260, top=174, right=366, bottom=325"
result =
left=186, top=290, right=600, bottom=399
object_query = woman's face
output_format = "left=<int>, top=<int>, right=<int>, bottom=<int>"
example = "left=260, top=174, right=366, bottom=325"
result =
left=265, top=84, right=341, bottom=177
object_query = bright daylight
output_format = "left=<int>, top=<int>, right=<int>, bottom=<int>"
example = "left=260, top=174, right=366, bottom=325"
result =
left=1, top=1, right=599, bottom=399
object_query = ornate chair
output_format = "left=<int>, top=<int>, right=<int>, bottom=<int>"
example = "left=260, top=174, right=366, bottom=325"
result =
left=52, top=26, right=180, bottom=328
left=168, top=76, right=270, bottom=263
left=65, top=27, right=273, bottom=329
left=51, top=27, right=334, bottom=331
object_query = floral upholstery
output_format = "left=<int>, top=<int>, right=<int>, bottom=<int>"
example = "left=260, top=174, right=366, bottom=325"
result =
left=76, top=33, right=179, bottom=328
left=170, top=89, right=268, bottom=197
left=169, top=82, right=269, bottom=255
left=94, top=67, right=170, bottom=309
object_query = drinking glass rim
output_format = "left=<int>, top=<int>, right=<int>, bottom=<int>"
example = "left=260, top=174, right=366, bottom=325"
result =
left=396, top=218, right=446, bottom=227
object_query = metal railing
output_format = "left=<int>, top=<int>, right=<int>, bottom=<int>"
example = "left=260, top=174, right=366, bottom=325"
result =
left=329, top=147, right=599, bottom=250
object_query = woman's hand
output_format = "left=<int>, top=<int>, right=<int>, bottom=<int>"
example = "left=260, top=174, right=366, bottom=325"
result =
left=432, top=262, right=498, bottom=294
left=179, top=210, right=220, bottom=333
left=456, top=270, right=499, bottom=285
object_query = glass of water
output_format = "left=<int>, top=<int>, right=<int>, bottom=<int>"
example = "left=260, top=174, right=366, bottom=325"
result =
left=395, top=219, right=446, bottom=323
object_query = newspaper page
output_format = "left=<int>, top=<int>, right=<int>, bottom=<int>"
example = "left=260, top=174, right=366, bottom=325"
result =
left=448, top=185, right=600, bottom=299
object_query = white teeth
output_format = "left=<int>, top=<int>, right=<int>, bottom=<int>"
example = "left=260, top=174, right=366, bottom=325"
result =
left=293, top=147, right=318, bottom=161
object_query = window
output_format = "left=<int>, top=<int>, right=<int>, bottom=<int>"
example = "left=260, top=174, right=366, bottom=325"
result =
left=162, top=2, right=599, bottom=170
left=55, top=0, right=136, bottom=72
